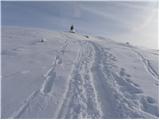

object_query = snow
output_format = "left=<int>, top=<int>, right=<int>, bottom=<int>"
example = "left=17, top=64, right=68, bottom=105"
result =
left=1, top=26, right=159, bottom=118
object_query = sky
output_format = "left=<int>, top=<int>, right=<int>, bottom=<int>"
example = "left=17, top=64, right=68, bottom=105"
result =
left=1, top=1, right=159, bottom=49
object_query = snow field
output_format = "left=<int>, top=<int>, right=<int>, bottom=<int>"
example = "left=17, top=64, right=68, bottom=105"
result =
left=1, top=27, right=159, bottom=118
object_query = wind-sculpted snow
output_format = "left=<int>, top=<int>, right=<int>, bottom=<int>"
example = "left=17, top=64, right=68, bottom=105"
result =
left=1, top=27, right=159, bottom=118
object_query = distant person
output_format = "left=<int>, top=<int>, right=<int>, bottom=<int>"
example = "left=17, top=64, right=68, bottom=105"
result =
left=70, top=25, right=75, bottom=33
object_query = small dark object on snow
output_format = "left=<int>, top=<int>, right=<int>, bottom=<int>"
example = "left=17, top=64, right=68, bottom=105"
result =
left=40, top=39, right=44, bottom=42
left=85, top=35, right=89, bottom=38
left=70, top=25, right=74, bottom=31
left=40, top=38, right=46, bottom=42
left=126, top=42, right=130, bottom=45
left=70, top=25, right=75, bottom=33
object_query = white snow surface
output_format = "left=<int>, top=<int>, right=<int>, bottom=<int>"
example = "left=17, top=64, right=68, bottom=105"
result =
left=1, top=26, right=159, bottom=119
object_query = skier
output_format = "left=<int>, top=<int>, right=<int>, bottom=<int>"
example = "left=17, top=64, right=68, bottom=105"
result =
left=70, top=25, right=75, bottom=33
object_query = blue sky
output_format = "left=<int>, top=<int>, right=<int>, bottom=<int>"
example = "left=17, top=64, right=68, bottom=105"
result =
left=2, top=1, right=158, bottom=49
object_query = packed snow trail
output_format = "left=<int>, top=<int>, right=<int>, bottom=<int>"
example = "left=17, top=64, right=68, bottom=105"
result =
left=57, top=41, right=103, bottom=119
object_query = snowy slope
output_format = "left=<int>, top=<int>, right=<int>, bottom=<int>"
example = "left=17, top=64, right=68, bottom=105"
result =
left=1, top=26, right=159, bottom=119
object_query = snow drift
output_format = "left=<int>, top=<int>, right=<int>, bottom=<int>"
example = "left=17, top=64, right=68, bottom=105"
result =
left=1, top=26, right=159, bottom=118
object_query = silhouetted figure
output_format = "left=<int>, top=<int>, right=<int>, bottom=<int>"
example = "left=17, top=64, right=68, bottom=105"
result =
left=70, top=25, right=75, bottom=33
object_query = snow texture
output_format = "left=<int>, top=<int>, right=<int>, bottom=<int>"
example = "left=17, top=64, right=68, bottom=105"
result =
left=1, top=26, right=159, bottom=119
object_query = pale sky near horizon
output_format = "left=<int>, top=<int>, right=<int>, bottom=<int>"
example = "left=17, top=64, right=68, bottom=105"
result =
left=2, top=1, right=158, bottom=49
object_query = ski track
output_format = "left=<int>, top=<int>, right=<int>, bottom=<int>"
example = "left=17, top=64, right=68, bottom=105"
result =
left=9, top=35, right=158, bottom=119
left=10, top=90, right=39, bottom=119
left=10, top=34, right=72, bottom=118
left=131, top=47, right=158, bottom=82
left=57, top=40, right=103, bottom=119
